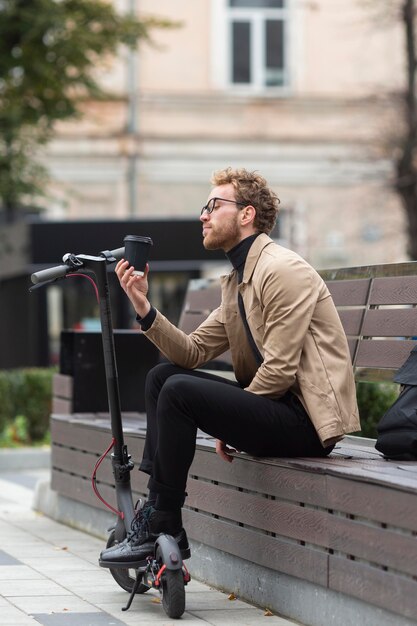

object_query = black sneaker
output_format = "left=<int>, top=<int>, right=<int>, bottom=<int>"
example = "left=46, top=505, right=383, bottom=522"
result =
left=99, top=506, right=190, bottom=568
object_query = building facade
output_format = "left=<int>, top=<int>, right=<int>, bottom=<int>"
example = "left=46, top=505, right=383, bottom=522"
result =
left=44, top=0, right=407, bottom=268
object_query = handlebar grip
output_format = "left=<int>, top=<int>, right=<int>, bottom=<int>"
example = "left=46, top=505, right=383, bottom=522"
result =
left=31, top=264, right=70, bottom=285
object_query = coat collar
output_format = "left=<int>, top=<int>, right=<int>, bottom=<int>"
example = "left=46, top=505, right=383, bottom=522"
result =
left=221, top=233, right=274, bottom=286
left=242, top=233, right=274, bottom=283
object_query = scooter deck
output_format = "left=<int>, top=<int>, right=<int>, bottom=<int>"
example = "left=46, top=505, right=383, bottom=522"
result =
left=99, top=546, right=191, bottom=569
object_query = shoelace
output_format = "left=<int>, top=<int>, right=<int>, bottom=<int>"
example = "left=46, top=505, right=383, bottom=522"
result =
left=126, top=505, right=152, bottom=542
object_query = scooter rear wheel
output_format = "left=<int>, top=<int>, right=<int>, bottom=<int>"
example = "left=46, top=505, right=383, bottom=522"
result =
left=106, top=530, right=149, bottom=595
left=156, top=546, right=185, bottom=619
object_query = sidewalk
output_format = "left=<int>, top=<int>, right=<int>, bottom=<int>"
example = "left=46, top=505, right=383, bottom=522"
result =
left=0, top=458, right=300, bottom=626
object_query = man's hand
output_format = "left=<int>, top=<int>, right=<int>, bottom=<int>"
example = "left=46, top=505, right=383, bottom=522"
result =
left=115, top=259, right=151, bottom=318
left=216, top=439, right=238, bottom=463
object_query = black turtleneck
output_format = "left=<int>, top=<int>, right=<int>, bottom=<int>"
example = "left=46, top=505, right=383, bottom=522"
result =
left=226, top=233, right=259, bottom=283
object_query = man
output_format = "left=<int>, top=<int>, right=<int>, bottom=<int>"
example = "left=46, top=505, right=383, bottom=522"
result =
left=99, top=167, right=360, bottom=567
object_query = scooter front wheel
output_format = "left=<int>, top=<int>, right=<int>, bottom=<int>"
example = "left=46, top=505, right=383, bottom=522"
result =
left=106, top=530, right=149, bottom=595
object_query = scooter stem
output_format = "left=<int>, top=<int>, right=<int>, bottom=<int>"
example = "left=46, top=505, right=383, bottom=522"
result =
left=80, top=255, right=135, bottom=530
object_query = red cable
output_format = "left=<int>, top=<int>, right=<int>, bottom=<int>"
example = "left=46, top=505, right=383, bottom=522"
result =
left=92, top=438, right=124, bottom=519
left=155, top=564, right=167, bottom=587
left=66, top=273, right=99, bottom=303
left=66, top=273, right=120, bottom=517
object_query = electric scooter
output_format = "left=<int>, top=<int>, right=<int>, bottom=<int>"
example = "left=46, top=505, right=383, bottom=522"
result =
left=30, top=245, right=190, bottom=618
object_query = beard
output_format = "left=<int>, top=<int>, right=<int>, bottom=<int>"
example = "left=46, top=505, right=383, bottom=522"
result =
left=203, top=216, right=241, bottom=251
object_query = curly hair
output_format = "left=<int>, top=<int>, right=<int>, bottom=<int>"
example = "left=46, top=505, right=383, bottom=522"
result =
left=211, top=167, right=280, bottom=235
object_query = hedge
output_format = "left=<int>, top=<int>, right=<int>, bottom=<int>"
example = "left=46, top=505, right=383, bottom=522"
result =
left=0, top=368, right=55, bottom=443
left=355, top=381, right=399, bottom=438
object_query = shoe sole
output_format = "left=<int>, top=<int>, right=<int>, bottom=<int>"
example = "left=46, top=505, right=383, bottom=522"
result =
left=99, top=547, right=191, bottom=569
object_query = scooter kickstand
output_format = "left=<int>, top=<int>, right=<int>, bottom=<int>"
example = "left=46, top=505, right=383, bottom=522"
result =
left=122, top=569, right=143, bottom=612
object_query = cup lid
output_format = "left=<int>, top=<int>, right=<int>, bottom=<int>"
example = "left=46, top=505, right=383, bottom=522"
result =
left=123, top=235, right=153, bottom=245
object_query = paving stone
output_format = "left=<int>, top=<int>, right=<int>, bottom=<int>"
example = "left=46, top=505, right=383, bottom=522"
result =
left=0, top=565, right=45, bottom=580
left=21, top=555, right=101, bottom=573
left=10, top=595, right=101, bottom=614
left=0, top=578, right=72, bottom=597
left=6, top=545, right=76, bottom=559
left=0, top=549, right=23, bottom=565
left=32, top=612, right=127, bottom=626
left=50, top=570, right=114, bottom=586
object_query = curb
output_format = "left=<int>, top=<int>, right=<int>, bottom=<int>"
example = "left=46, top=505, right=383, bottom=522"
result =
left=0, top=446, right=51, bottom=471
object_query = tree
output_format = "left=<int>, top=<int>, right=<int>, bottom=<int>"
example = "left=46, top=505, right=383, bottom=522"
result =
left=0, top=0, right=172, bottom=222
left=395, top=0, right=417, bottom=259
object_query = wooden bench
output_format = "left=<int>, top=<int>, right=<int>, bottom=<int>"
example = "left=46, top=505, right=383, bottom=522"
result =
left=48, top=261, right=417, bottom=626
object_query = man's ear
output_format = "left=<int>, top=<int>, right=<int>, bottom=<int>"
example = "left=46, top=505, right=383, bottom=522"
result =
left=240, top=205, right=256, bottom=227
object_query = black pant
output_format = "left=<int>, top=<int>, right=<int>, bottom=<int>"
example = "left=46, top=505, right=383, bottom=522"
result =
left=140, top=363, right=332, bottom=509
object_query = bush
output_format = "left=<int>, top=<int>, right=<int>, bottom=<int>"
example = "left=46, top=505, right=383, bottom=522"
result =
left=0, top=371, right=14, bottom=435
left=355, top=381, right=399, bottom=438
left=2, top=415, right=31, bottom=446
left=0, top=367, right=55, bottom=444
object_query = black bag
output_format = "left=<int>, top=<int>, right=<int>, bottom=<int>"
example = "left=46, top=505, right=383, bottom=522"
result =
left=375, top=345, right=417, bottom=460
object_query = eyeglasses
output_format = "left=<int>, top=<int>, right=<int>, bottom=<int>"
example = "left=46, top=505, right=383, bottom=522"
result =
left=200, top=197, right=247, bottom=216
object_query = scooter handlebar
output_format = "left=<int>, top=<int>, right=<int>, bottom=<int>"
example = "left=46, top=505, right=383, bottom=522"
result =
left=31, top=246, right=125, bottom=285
left=107, top=246, right=125, bottom=262
left=31, top=264, right=71, bottom=285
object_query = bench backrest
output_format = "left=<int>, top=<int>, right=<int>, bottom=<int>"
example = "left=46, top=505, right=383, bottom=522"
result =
left=179, top=262, right=417, bottom=382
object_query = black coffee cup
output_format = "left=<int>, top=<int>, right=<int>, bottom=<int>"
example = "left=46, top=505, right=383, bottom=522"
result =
left=123, top=235, right=153, bottom=276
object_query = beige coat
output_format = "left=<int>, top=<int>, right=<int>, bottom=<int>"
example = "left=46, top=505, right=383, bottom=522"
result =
left=144, top=234, right=360, bottom=447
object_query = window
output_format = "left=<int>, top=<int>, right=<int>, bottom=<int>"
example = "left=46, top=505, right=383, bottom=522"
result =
left=226, top=0, right=288, bottom=91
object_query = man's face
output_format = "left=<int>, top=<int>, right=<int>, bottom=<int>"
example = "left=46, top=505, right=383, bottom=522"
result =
left=200, top=184, right=243, bottom=252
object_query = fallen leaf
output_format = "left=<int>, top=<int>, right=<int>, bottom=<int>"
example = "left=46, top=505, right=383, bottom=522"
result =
left=228, top=593, right=236, bottom=601
left=151, top=597, right=161, bottom=604
left=264, top=608, right=274, bottom=616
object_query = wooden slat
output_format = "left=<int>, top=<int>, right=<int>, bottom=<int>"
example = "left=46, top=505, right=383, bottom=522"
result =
left=53, top=373, right=73, bottom=398
left=52, top=398, right=72, bottom=415
left=51, top=470, right=147, bottom=514
left=183, top=283, right=222, bottom=312
left=337, top=309, right=364, bottom=335
left=51, top=470, right=116, bottom=511
left=361, top=308, right=417, bottom=337
left=328, top=515, right=417, bottom=577
left=190, top=448, right=328, bottom=507
left=51, top=442, right=147, bottom=489
left=369, top=275, right=417, bottom=305
left=182, top=508, right=328, bottom=587
left=329, top=555, right=417, bottom=620
left=326, top=279, right=370, bottom=306
left=51, top=415, right=146, bottom=451
left=292, top=460, right=417, bottom=493
left=327, top=476, right=417, bottom=532
left=355, top=339, right=416, bottom=369
left=52, top=445, right=100, bottom=479
left=51, top=418, right=115, bottom=455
